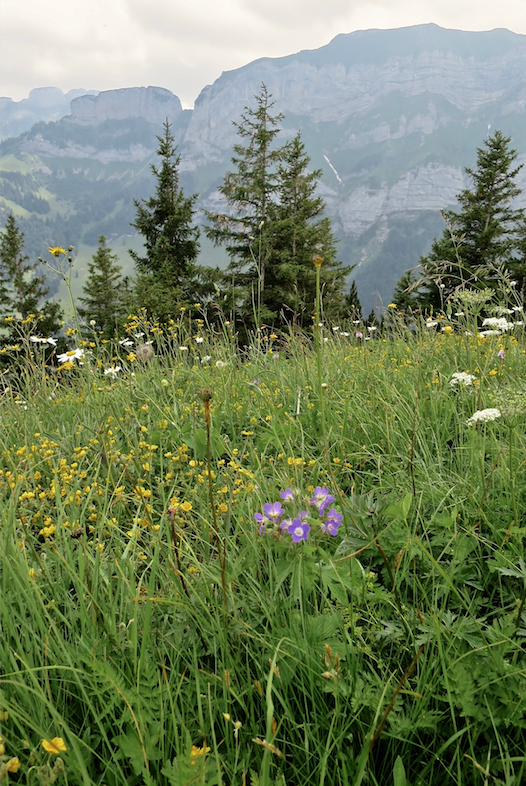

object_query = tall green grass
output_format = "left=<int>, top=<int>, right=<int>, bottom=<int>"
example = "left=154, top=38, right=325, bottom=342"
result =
left=1, top=307, right=525, bottom=785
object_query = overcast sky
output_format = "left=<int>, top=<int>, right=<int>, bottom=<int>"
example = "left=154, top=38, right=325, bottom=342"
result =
left=2, top=0, right=525, bottom=107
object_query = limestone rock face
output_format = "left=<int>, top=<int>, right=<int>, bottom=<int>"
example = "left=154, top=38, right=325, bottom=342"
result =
left=67, top=87, right=183, bottom=127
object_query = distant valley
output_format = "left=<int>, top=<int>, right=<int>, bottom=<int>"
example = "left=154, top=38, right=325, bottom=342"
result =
left=1, top=23, right=526, bottom=314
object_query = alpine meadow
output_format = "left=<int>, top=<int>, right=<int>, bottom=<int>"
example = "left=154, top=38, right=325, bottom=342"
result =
left=1, top=28, right=526, bottom=786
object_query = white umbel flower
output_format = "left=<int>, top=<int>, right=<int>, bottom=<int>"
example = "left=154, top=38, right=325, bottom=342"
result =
left=450, top=372, right=476, bottom=387
left=466, top=408, right=501, bottom=426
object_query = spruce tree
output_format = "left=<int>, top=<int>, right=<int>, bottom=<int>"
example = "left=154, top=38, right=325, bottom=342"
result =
left=0, top=215, right=63, bottom=343
left=78, top=236, right=123, bottom=338
left=264, top=132, right=348, bottom=325
left=130, top=120, right=201, bottom=321
left=402, top=130, right=524, bottom=310
left=204, top=84, right=284, bottom=325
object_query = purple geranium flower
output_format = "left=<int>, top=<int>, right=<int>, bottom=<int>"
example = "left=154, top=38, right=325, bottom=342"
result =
left=288, top=518, right=310, bottom=543
left=263, top=501, right=283, bottom=521
left=280, top=488, right=294, bottom=502
left=310, top=486, right=335, bottom=514
left=321, top=508, right=343, bottom=536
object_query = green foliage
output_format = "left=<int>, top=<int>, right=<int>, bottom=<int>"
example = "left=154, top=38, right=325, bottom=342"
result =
left=397, top=130, right=526, bottom=311
left=0, top=214, right=63, bottom=346
left=77, top=236, right=124, bottom=339
left=129, top=121, right=206, bottom=320
left=205, top=86, right=347, bottom=329
left=265, top=132, right=349, bottom=326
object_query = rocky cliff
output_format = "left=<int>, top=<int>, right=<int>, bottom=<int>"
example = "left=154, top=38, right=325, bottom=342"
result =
left=1, top=24, right=525, bottom=310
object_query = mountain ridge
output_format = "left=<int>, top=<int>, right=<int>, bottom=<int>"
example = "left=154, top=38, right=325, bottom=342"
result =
left=1, top=23, right=525, bottom=313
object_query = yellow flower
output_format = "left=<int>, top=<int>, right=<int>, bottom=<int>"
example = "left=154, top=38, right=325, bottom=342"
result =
left=191, top=744, right=210, bottom=759
left=42, top=737, right=67, bottom=754
left=388, top=303, right=397, bottom=308
left=181, top=501, right=192, bottom=512
left=312, top=255, right=324, bottom=268
left=442, top=326, right=454, bottom=334
left=5, top=757, right=21, bottom=773
left=48, top=247, right=67, bottom=257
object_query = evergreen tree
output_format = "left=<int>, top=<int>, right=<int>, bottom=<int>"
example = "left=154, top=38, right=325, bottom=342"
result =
left=130, top=120, right=201, bottom=321
left=344, top=279, right=363, bottom=319
left=78, top=236, right=123, bottom=338
left=264, top=132, right=348, bottom=325
left=204, top=84, right=284, bottom=324
left=400, top=131, right=524, bottom=310
left=0, top=215, right=63, bottom=343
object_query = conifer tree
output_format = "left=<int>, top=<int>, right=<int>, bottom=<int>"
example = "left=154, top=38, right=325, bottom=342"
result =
left=265, top=132, right=348, bottom=325
left=78, top=236, right=123, bottom=338
left=397, top=131, right=524, bottom=310
left=0, top=214, right=63, bottom=343
left=204, top=84, right=284, bottom=324
left=130, top=120, right=201, bottom=321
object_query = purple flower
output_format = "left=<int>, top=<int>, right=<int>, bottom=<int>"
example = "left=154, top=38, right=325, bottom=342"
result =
left=254, top=512, right=266, bottom=534
left=321, top=508, right=343, bottom=536
left=288, top=518, right=310, bottom=543
left=356, top=332, right=363, bottom=339
left=498, top=349, right=505, bottom=359
left=280, top=517, right=293, bottom=530
left=262, top=501, right=283, bottom=521
left=310, top=486, right=335, bottom=514
left=280, top=488, right=294, bottom=502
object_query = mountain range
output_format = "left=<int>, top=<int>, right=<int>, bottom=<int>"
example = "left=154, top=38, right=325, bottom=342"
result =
left=1, top=23, right=526, bottom=314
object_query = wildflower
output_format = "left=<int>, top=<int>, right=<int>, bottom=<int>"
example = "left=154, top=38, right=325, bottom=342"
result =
left=388, top=303, right=397, bottom=308
left=179, top=346, right=189, bottom=351
left=279, top=488, right=294, bottom=502
left=263, top=501, right=283, bottom=521
left=479, top=330, right=501, bottom=337
left=321, top=508, right=343, bottom=536
left=450, top=372, right=476, bottom=387
left=48, top=246, right=67, bottom=257
left=216, top=360, right=226, bottom=368
left=104, top=365, right=122, bottom=377
left=195, top=336, right=204, bottom=343
left=119, top=339, right=134, bottom=347
left=57, top=348, right=84, bottom=364
left=333, top=326, right=340, bottom=331
left=42, top=737, right=67, bottom=754
left=202, top=355, right=212, bottom=363
left=442, top=325, right=454, bottom=334
left=30, top=336, right=57, bottom=346
left=5, top=757, right=20, bottom=773
left=313, top=256, right=323, bottom=267
left=482, top=317, right=514, bottom=332
left=356, top=332, right=363, bottom=339
left=288, top=517, right=310, bottom=542
left=466, top=408, right=502, bottom=426
left=273, top=352, right=280, bottom=359
left=426, top=320, right=438, bottom=328
left=310, top=486, right=335, bottom=514
left=498, top=349, right=505, bottom=359
left=191, top=744, right=210, bottom=763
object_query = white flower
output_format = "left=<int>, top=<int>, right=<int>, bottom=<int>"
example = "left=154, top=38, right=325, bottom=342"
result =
left=367, top=326, right=377, bottom=332
left=426, top=321, right=438, bottom=328
left=179, top=346, right=188, bottom=351
left=450, top=372, right=476, bottom=388
left=201, top=355, right=212, bottom=364
left=342, top=332, right=350, bottom=337
left=215, top=360, right=226, bottom=368
left=30, top=336, right=57, bottom=346
left=134, top=332, right=145, bottom=338
left=479, top=330, right=501, bottom=337
left=104, top=365, right=122, bottom=377
left=195, top=336, right=204, bottom=343
left=57, top=348, right=84, bottom=364
left=332, top=326, right=340, bottom=332
left=119, top=339, right=134, bottom=347
left=466, top=408, right=502, bottom=426
left=482, top=317, right=514, bottom=331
